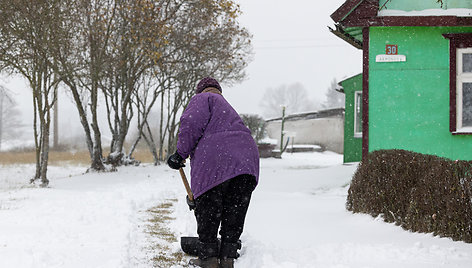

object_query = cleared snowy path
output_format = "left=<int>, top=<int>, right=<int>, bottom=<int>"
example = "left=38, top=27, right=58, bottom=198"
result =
left=0, top=152, right=471, bottom=267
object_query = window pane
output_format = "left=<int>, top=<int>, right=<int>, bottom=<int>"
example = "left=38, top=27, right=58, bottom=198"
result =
left=355, top=92, right=363, bottom=134
left=463, top=83, right=472, bottom=127
left=463, top=53, right=472, bottom=73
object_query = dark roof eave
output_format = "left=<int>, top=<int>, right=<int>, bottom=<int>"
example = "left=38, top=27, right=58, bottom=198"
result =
left=331, top=0, right=365, bottom=23
left=343, top=16, right=472, bottom=28
left=329, top=15, right=472, bottom=50
left=328, top=25, right=363, bottom=49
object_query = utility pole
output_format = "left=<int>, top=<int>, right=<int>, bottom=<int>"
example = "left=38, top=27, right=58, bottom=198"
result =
left=0, top=92, right=3, bottom=151
left=53, top=90, right=58, bottom=149
left=280, top=105, right=286, bottom=153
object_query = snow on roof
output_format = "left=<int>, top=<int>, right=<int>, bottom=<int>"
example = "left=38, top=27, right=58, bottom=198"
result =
left=338, top=73, right=362, bottom=85
left=259, top=138, right=278, bottom=145
left=266, top=108, right=344, bottom=122
left=378, top=8, right=472, bottom=17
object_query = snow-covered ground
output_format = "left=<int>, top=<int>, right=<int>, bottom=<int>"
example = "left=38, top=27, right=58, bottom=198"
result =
left=1, top=152, right=472, bottom=267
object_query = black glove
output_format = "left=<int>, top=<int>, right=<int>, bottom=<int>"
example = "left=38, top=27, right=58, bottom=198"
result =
left=167, top=151, right=185, bottom=170
left=186, top=195, right=196, bottom=211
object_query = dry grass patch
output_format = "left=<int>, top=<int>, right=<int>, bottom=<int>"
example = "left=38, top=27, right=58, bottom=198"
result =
left=0, top=149, right=156, bottom=165
left=146, top=199, right=186, bottom=267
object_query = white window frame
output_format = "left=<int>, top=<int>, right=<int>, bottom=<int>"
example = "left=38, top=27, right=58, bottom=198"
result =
left=456, top=48, right=472, bottom=133
left=354, top=91, right=363, bottom=138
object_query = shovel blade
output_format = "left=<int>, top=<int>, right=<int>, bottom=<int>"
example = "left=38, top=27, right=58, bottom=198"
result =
left=180, top=236, right=199, bottom=256
left=180, top=237, right=242, bottom=256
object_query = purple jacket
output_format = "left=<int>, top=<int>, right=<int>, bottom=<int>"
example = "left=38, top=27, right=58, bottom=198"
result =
left=177, top=92, right=260, bottom=198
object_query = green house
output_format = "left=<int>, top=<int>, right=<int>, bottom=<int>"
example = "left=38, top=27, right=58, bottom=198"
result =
left=330, top=0, right=472, bottom=160
left=338, top=74, right=363, bottom=163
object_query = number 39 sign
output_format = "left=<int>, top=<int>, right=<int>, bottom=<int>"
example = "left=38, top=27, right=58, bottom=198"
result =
left=386, top=44, right=398, bottom=55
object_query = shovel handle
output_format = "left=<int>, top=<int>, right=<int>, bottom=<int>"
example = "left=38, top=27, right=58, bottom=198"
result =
left=179, top=167, right=194, bottom=202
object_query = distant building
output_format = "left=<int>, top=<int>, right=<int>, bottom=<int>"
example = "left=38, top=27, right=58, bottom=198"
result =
left=338, top=74, right=363, bottom=163
left=265, top=108, right=344, bottom=154
left=330, top=0, right=472, bottom=160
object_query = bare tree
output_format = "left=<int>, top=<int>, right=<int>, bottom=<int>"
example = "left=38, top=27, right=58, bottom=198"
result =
left=47, top=0, right=119, bottom=171
left=322, top=78, right=345, bottom=109
left=130, top=75, right=168, bottom=165
left=100, top=0, right=180, bottom=165
left=0, top=0, right=62, bottom=186
left=130, top=0, right=253, bottom=161
left=165, top=0, right=253, bottom=155
left=260, top=83, right=320, bottom=118
left=0, top=86, right=24, bottom=150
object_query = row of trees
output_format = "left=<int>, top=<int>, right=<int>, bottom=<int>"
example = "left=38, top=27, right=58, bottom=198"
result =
left=0, top=0, right=252, bottom=186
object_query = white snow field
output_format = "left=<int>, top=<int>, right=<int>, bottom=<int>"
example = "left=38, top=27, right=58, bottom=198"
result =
left=1, top=152, right=472, bottom=268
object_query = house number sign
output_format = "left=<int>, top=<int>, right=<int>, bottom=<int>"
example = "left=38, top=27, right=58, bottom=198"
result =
left=376, top=44, right=406, bottom=63
left=386, top=44, right=398, bottom=55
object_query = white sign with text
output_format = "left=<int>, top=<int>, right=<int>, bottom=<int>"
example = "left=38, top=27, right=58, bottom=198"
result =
left=376, top=54, right=407, bottom=63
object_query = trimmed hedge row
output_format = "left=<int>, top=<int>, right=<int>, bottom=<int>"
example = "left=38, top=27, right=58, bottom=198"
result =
left=347, top=149, right=472, bottom=243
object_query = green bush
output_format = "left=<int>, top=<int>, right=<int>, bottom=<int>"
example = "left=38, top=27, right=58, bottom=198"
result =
left=347, top=149, right=472, bottom=243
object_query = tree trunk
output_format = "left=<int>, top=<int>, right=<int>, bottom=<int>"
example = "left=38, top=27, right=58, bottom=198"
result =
left=143, top=121, right=159, bottom=165
left=66, top=82, right=93, bottom=157
left=158, top=89, right=165, bottom=161
left=30, top=64, right=54, bottom=187
left=90, top=86, right=105, bottom=171
left=39, top=73, right=51, bottom=187
left=63, top=78, right=104, bottom=171
left=88, top=27, right=105, bottom=171
left=32, top=80, right=41, bottom=182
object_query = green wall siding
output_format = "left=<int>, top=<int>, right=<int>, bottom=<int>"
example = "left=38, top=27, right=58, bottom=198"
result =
left=369, top=26, right=472, bottom=160
left=379, top=0, right=472, bottom=10
left=341, top=74, right=363, bottom=163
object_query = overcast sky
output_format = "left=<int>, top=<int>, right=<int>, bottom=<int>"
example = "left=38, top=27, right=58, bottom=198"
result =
left=1, top=0, right=361, bottom=139
left=225, top=0, right=362, bottom=115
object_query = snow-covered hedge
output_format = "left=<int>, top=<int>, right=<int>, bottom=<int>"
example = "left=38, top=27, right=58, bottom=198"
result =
left=347, top=149, right=472, bottom=243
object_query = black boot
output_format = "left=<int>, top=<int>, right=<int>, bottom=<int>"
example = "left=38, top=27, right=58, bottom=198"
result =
left=189, top=257, right=219, bottom=268
left=189, top=241, right=219, bottom=268
left=219, top=242, right=240, bottom=268
left=219, top=257, right=234, bottom=268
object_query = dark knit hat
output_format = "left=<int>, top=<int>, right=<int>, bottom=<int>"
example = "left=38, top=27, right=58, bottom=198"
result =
left=196, top=77, right=222, bottom=94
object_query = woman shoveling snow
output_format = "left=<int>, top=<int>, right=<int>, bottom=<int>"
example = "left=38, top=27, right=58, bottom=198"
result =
left=167, top=77, right=260, bottom=268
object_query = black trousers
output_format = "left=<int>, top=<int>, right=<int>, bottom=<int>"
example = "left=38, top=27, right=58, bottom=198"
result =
left=194, top=174, right=257, bottom=246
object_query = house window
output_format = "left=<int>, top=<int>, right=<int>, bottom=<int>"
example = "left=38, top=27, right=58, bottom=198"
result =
left=443, top=33, right=472, bottom=134
left=354, top=91, right=362, bottom=137
left=457, top=48, right=472, bottom=131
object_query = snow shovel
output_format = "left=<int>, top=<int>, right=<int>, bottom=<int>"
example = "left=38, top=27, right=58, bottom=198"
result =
left=178, top=167, right=200, bottom=255
left=179, top=167, right=194, bottom=206
left=178, top=169, right=243, bottom=257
